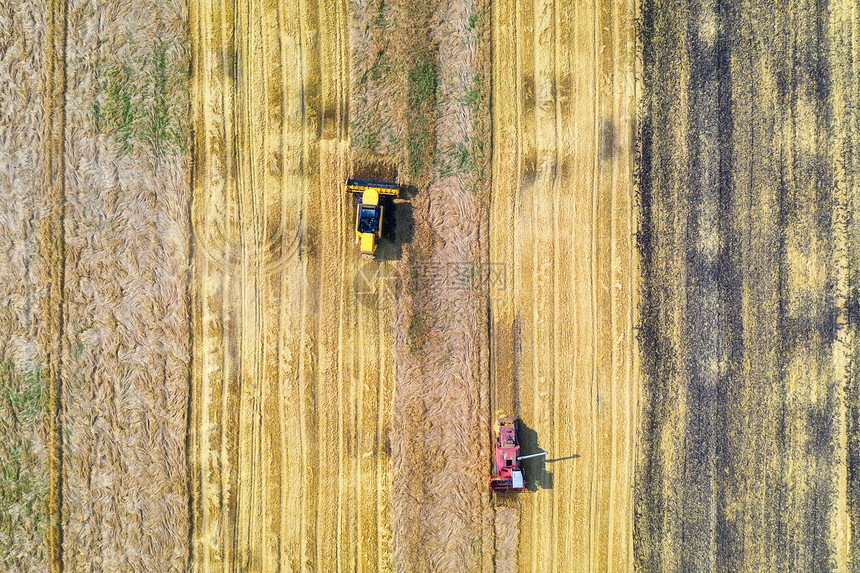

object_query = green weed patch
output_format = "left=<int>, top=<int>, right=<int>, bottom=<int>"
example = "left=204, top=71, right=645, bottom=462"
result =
left=95, top=39, right=188, bottom=165
left=0, top=362, right=48, bottom=564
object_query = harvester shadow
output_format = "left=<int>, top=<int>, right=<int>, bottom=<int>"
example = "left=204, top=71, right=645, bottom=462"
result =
left=516, top=419, right=553, bottom=492
left=376, top=185, right=417, bottom=262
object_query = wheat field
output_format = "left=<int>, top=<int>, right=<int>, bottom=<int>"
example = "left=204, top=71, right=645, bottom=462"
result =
left=2, top=0, right=860, bottom=570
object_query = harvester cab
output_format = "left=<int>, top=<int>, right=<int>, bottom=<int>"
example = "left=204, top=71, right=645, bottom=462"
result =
left=347, top=178, right=399, bottom=259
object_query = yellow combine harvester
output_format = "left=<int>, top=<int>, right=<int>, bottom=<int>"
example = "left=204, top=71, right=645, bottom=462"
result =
left=347, top=178, right=399, bottom=258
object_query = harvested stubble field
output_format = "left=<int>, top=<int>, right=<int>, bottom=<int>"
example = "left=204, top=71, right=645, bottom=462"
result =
left=188, top=0, right=398, bottom=570
left=3, top=0, right=860, bottom=570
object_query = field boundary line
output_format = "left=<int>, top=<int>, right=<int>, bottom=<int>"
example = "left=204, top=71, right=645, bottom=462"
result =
left=550, top=2, right=562, bottom=571
left=629, top=0, right=640, bottom=569
left=589, top=0, right=599, bottom=570
left=187, top=0, right=203, bottom=565
left=42, top=0, right=68, bottom=569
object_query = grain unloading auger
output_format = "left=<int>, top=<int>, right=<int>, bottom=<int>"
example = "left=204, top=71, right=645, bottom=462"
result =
left=347, top=178, right=400, bottom=259
left=489, top=418, right=548, bottom=492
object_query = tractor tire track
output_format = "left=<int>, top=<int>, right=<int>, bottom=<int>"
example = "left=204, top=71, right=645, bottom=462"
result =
left=43, top=0, right=67, bottom=569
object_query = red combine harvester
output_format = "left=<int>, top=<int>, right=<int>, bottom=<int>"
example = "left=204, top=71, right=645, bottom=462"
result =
left=489, top=418, right=547, bottom=492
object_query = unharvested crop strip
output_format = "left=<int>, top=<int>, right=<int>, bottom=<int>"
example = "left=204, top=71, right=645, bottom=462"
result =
left=42, top=0, right=67, bottom=569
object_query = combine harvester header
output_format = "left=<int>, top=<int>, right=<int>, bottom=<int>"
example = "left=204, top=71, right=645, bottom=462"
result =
left=346, top=179, right=400, bottom=194
left=346, top=178, right=399, bottom=259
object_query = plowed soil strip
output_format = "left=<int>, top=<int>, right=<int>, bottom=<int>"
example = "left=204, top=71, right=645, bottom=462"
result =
left=636, top=0, right=860, bottom=569
left=189, top=0, right=393, bottom=570
left=490, top=0, right=637, bottom=571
